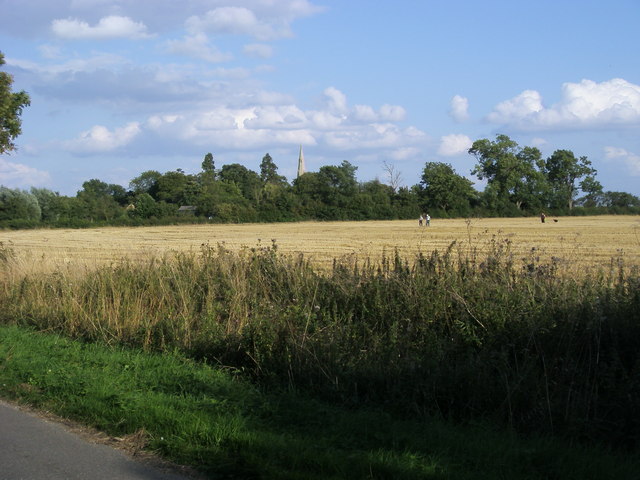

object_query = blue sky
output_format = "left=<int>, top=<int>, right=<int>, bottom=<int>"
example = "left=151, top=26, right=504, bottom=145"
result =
left=1, top=0, right=639, bottom=196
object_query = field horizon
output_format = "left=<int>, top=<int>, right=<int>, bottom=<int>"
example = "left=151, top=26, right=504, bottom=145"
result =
left=2, top=215, right=639, bottom=275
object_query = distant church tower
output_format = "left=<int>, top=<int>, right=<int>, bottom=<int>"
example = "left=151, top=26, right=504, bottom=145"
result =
left=297, top=145, right=306, bottom=178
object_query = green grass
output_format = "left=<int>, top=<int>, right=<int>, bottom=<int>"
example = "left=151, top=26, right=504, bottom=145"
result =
left=2, top=240, right=640, bottom=448
left=2, top=324, right=639, bottom=479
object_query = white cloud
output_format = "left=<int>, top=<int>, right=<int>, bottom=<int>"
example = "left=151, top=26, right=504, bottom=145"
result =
left=138, top=87, right=425, bottom=154
left=604, top=146, right=640, bottom=175
left=437, top=134, right=472, bottom=156
left=166, top=33, right=232, bottom=63
left=186, top=6, right=282, bottom=41
left=183, top=2, right=323, bottom=41
left=323, top=123, right=425, bottom=150
left=323, top=87, right=348, bottom=114
left=0, top=159, right=51, bottom=188
left=389, top=147, right=421, bottom=161
left=530, top=137, right=548, bottom=147
left=38, top=44, right=63, bottom=59
left=487, top=90, right=543, bottom=124
left=449, top=95, right=469, bottom=122
left=243, top=43, right=273, bottom=59
left=352, top=105, right=378, bottom=122
left=379, top=104, right=406, bottom=122
left=488, top=78, right=640, bottom=130
left=51, top=15, right=152, bottom=40
left=64, top=122, right=141, bottom=153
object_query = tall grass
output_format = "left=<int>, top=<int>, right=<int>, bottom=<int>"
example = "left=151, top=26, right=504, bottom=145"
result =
left=1, top=238, right=639, bottom=447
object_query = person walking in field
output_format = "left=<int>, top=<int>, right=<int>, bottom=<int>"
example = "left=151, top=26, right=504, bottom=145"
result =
left=426, top=214, right=431, bottom=227
left=540, top=212, right=546, bottom=223
left=419, top=214, right=424, bottom=226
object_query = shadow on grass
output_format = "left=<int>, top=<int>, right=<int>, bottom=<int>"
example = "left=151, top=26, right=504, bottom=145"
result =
left=1, top=325, right=638, bottom=480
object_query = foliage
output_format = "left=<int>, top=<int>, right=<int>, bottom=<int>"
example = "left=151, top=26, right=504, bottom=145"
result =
left=0, top=186, right=41, bottom=222
left=129, top=170, right=161, bottom=197
left=543, top=150, right=596, bottom=210
left=0, top=51, right=30, bottom=154
left=74, top=179, right=125, bottom=222
left=260, top=152, right=287, bottom=185
left=469, top=135, right=546, bottom=213
left=419, top=161, right=476, bottom=215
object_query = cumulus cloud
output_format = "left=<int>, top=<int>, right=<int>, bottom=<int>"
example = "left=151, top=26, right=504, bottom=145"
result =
left=64, top=122, right=141, bottom=153
left=52, top=15, right=152, bottom=40
left=138, top=88, right=424, bottom=153
left=488, top=78, right=640, bottom=130
left=604, top=146, right=640, bottom=175
left=487, top=90, right=543, bottom=124
left=449, top=95, right=469, bottom=122
left=437, top=134, right=472, bottom=156
left=0, top=159, right=51, bottom=188
left=166, top=33, right=232, bottom=62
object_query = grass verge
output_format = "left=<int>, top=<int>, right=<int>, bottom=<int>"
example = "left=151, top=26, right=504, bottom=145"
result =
left=1, top=324, right=639, bottom=479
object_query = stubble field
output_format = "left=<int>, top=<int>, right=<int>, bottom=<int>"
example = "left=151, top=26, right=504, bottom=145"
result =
left=2, top=215, right=639, bottom=275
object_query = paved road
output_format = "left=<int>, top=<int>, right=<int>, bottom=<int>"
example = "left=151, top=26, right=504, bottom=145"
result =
left=0, top=400, right=195, bottom=480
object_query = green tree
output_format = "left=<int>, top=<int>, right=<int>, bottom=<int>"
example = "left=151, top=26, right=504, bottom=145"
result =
left=129, top=193, right=159, bottom=219
left=199, top=153, right=217, bottom=188
left=356, top=180, right=395, bottom=219
left=0, top=186, right=40, bottom=221
left=469, top=135, right=545, bottom=213
left=259, top=153, right=287, bottom=185
left=314, top=160, right=359, bottom=218
left=0, top=52, right=30, bottom=154
left=129, top=170, right=161, bottom=197
left=30, top=187, right=67, bottom=223
left=196, top=180, right=255, bottom=221
left=75, top=179, right=124, bottom=222
left=419, top=162, right=476, bottom=215
left=577, top=176, right=604, bottom=207
left=542, top=150, right=596, bottom=210
left=218, top=163, right=262, bottom=204
left=155, top=170, right=199, bottom=205
left=202, top=152, right=215, bottom=174
left=602, top=191, right=640, bottom=208
left=259, top=182, right=298, bottom=221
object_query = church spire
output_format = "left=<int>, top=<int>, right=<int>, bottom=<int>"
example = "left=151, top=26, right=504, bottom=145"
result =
left=297, top=145, right=306, bottom=178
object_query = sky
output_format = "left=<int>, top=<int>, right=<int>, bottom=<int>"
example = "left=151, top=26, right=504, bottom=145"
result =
left=1, top=0, right=639, bottom=197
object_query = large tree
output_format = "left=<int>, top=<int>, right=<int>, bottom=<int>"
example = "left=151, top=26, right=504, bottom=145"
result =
left=542, top=149, right=596, bottom=210
left=75, top=179, right=123, bottom=221
left=219, top=163, right=262, bottom=204
left=129, top=170, right=161, bottom=197
left=419, top=162, right=476, bottom=214
left=259, top=153, right=287, bottom=185
left=0, top=52, right=30, bottom=154
left=469, top=135, right=545, bottom=212
left=155, top=169, right=199, bottom=205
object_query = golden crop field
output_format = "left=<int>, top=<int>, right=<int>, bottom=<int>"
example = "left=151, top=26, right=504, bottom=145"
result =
left=2, top=215, right=639, bottom=275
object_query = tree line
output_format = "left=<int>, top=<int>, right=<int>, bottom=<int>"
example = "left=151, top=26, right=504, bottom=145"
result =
left=1, top=51, right=638, bottom=228
left=1, top=136, right=639, bottom=229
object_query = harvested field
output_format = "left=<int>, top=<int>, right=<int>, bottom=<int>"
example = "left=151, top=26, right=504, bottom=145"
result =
left=2, top=215, right=639, bottom=275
